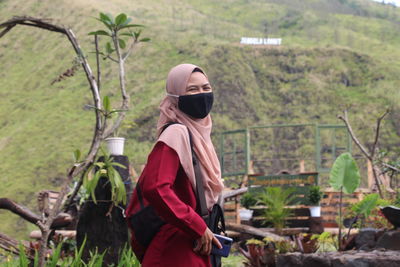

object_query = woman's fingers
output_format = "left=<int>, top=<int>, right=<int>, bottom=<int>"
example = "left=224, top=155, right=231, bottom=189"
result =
left=212, top=235, right=222, bottom=249
left=193, top=239, right=202, bottom=252
left=194, top=228, right=221, bottom=255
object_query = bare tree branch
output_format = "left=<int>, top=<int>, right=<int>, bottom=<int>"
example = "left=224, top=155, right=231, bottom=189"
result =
left=122, top=38, right=138, bottom=61
left=0, top=25, right=15, bottom=38
left=104, top=54, right=118, bottom=63
left=338, top=110, right=383, bottom=198
left=371, top=109, right=390, bottom=159
left=0, top=232, right=34, bottom=258
left=95, top=35, right=101, bottom=93
left=0, top=198, right=72, bottom=228
left=382, top=162, right=400, bottom=173
left=338, top=110, right=372, bottom=161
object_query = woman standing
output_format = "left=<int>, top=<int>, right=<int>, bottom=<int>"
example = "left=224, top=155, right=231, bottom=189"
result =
left=126, top=64, right=224, bottom=266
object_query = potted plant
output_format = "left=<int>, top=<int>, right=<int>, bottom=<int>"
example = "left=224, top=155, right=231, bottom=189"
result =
left=257, top=187, right=297, bottom=234
left=105, top=134, right=125, bottom=156
left=239, top=192, right=257, bottom=221
left=308, top=186, right=323, bottom=217
left=83, top=148, right=127, bottom=206
left=97, top=95, right=125, bottom=155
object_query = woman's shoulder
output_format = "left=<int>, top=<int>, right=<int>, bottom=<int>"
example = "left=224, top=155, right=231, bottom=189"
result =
left=159, top=123, right=189, bottom=140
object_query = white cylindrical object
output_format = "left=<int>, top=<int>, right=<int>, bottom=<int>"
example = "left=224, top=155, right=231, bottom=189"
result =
left=239, top=208, right=254, bottom=221
left=309, top=206, right=321, bottom=217
left=105, top=137, right=125, bottom=155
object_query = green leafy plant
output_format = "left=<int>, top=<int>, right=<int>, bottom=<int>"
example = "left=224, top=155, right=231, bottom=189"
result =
left=3, top=239, right=140, bottom=267
left=311, top=232, right=338, bottom=252
left=240, top=192, right=258, bottom=209
left=256, top=187, right=298, bottom=234
left=352, top=193, right=379, bottom=219
left=308, top=185, right=323, bottom=205
left=347, top=193, right=392, bottom=229
left=329, top=152, right=361, bottom=250
left=329, top=152, right=361, bottom=194
left=83, top=148, right=127, bottom=206
left=88, top=12, right=150, bottom=61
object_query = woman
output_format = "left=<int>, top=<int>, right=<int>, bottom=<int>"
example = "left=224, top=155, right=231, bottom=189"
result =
left=126, top=63, right=225, bottom=266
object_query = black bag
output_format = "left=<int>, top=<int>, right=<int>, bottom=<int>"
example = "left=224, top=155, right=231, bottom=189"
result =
left=129, top=185, right=165, bottom=248
left=207, top=203, right=225, bottom=267
left=206, top=203, right=225, bottom=235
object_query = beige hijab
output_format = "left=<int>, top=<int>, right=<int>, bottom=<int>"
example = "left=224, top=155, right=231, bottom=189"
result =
left=156, top=63, right=224, bottom=209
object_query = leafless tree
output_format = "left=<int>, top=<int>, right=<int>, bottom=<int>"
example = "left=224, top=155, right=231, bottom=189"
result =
left=338, top=109, right=392, bottom=198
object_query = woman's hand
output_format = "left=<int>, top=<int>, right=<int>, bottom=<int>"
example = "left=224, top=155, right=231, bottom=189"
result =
left=193, top=228, right=222, bottom=255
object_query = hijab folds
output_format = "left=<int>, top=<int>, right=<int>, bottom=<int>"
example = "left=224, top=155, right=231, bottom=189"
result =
left=156, top=64, right=224, bottom=209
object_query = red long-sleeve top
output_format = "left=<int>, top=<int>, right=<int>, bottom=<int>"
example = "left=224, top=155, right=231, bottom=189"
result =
left=126, top=141, right=210, bottom=267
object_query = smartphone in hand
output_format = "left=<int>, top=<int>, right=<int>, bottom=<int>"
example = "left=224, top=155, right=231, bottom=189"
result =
left=211, top=234, right=233, bottom=257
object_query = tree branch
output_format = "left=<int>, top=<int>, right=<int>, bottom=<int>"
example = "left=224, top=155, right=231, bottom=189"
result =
left=0, top=198, right=72, bottom=228
left=95, top=35, right=101, bottom=93
left=0, top=232, right=34, bottom=258
left=0, top=25, right=15, bottom=38
left=102, top=33, right=130, bottom=138
left=122, top=38, right=138, bottom=61
left=0, top=16, right=106, bottom=266
left=338, top=110, right=372, bottom=160
left=338, top=110, right=383, bottom=198
left=371, top=109, right=390, bottom=159
left=382, top=162, right=400, bottom=173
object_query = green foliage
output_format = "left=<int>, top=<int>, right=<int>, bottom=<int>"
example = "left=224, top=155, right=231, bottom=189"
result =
left=116, top=244, right=140, bottom=267
left=308, top=186, right=323, bottom=205
left=329, top=152, right=361, bottom=194
left=256, top=187, right=298, bottom=233
left=240, top=192, right=258, bottom=209
left=221, top=253, right=246, bottom=267
left=394, top=189, right=400, bottom=207
left=1, top=240, right=140, bottom=266
left=73, top=149, right=82, bottom=163
left=311, top=232, right=338, bottom=252
left=83, top=148, right=127, bottom=205
left=88, top=12, right=149, bottom=56
left=351, top=193, right=379, bottom=218
left=347, top=193, right=393, bottom=228
left=18, top=244, right=29, bottom=267
left=246, top=238, right=265, bottom=246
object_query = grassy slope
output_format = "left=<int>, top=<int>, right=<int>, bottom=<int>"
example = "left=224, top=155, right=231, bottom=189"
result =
left=0, top=0, right=399, bottom=237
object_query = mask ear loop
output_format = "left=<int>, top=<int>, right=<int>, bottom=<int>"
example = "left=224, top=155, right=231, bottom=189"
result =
left=166, top=93, right=179, bottom=98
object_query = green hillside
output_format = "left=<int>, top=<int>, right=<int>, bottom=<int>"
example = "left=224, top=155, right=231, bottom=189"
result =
left=1, top=0, right=400, bottom=238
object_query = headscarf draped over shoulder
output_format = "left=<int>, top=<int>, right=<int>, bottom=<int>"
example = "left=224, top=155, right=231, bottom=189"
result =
left=156, top=64, right=224, bottom=209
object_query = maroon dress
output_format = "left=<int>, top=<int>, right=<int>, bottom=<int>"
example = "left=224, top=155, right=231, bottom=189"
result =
left=126, top=142, right=211, bottom=267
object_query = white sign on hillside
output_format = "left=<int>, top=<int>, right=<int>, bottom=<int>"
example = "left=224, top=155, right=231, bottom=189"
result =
left=240, top=37, right=282, bottom=46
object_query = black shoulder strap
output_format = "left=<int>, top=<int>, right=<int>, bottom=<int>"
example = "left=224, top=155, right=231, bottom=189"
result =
left=136, top=122, right=208, bottom=217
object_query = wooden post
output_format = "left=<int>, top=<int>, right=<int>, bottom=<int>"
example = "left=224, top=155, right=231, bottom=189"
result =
left=299, top=160, right=305, bottom=173
left=235, top=197, right=241, bottom=224
left=367, top=160, right=374, bottom=189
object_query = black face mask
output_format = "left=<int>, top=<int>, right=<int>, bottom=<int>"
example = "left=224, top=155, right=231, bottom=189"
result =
left=178, top=92, right=214, bottom=119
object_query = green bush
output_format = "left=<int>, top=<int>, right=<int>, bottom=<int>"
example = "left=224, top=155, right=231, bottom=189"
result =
left=256, top=187, right=298, bottom=234
left=0, top=242, right=140, bottom=267
left=240, top=192, right=258, bottom=209
left=308, top=186, right=323, bottom=205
